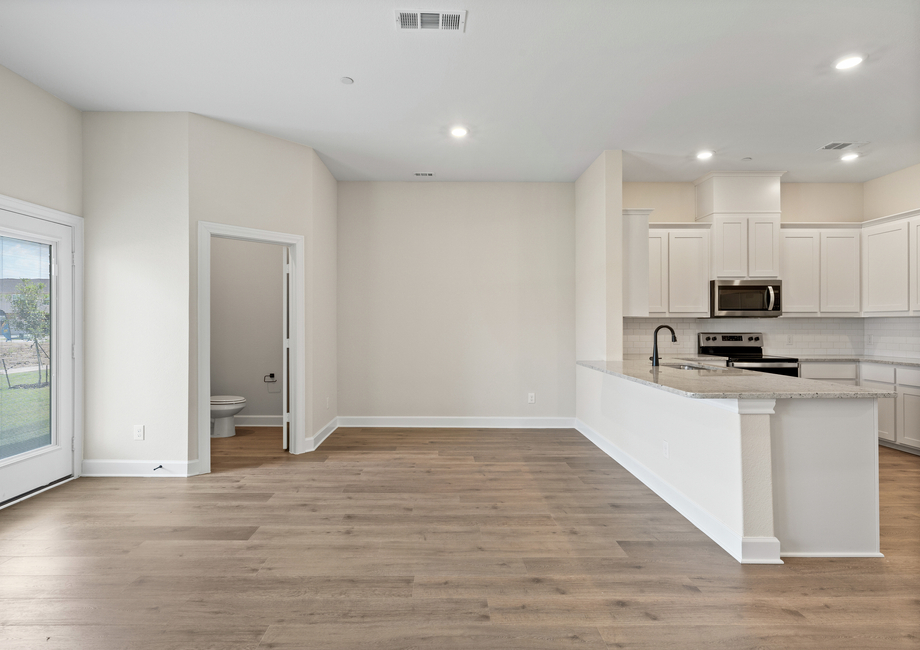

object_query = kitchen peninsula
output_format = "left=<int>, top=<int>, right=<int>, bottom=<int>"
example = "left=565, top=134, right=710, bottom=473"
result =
left=576, top=359, right=895, bottom=564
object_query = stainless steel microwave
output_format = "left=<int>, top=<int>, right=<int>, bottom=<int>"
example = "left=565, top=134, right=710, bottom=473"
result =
left=710, top=280, right=782, bottom=318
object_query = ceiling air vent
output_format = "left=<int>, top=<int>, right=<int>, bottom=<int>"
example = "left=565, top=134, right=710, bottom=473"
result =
left=819, top=142, right=857, bottom=150
left=415, top=172, right=434, bottom=177
left=396, top=10, right=467, bottom=32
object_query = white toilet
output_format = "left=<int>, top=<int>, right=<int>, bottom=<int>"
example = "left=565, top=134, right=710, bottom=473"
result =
left=210, top=395, right=247, bottom=438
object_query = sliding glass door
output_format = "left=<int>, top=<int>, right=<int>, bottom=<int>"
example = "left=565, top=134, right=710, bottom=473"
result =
left=0, top=208, right=74, bottom=505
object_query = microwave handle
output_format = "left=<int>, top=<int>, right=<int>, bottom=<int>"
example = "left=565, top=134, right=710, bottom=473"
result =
left=766, top=286, right=775, bottom=311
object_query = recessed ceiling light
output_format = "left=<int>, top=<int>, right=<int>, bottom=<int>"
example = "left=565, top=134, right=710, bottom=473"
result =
left=696, top=150, right=713, bottom=160
left=841, top=152, right=859, bottom=161
left=340, top=77, right=354, bottom=84
left=451, top=126, right=468, bottom=138
left=835, top=56, right=864, bottom=70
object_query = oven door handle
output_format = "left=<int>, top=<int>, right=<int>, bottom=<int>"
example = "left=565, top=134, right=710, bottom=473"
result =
left=729, top=361, right=799, bottom=369
left=766, top=286, right=775, bottom=311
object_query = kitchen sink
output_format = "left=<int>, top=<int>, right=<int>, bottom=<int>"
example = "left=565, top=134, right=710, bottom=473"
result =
left=659, top=363, right=710, bottom=370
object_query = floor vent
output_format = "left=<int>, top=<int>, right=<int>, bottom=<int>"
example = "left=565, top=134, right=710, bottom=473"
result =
left=396, top=10, right=466, bottom=32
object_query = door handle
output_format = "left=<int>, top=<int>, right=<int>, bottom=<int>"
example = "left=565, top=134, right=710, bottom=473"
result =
left=767, top=285, right=775, bottom=311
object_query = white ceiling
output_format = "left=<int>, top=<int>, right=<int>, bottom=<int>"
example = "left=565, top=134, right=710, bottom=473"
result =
left=0, top=0, right=917, bottom=183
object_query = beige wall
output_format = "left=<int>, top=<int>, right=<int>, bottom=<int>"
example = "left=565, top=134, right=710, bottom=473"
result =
left=189, top=114, right=337, bottom=456
left=623, top=182, right=694, bottom=222
left=780, top=183, right=863, bottom=222
left=210, top=238, right=283, bottom=418
left=310, top=152, right=338, bottom=433
left=82, top=112, right=190, bottom=462
left=337, top=181, right=575, bottom=418
left=0, top=64, right=82, bottom=215
left=604, top=151, right=624, bottom=361
left=863, top=163, right=920, bottom=220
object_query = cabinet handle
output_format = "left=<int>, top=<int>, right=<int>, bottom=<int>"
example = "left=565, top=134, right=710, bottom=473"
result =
left=767, top=286, right=775, bottom=311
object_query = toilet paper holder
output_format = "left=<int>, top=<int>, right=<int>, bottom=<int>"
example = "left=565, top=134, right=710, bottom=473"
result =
left=264, top=373, right=277, bottom=383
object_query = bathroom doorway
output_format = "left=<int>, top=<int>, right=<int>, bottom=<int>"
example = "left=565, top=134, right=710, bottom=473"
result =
left=195, top=222, right=306, bottom=476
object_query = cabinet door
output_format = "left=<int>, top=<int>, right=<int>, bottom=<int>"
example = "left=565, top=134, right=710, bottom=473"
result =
left=780, top=229, right=819, bottom=313
left=910, top=217, right=920, bottom=313
left=712, top=215, right=747, bottom=278
left=648, top=231, right=668, bottom=313
left=668, top=230, right=710, bottom=314
left=861, top=378, right=896, bottom=442
left=748, top=215, right=781, bottom=277
left=862, top=220, right=909, bottom=313
left=897, top=384, right=920, bottom=449
left=821, top=230, right=860, bottom=313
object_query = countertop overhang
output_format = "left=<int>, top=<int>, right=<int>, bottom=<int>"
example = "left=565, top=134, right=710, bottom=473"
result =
left=578, top=359, right=897, bottom=400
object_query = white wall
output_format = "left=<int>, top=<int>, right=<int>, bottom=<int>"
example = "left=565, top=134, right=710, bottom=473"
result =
left=188, top=114, right=337, bottom=456
left=0, top=64, right=82, bottom=215
left=337, top=181, right=575, bottom=419
left=210, top=238, right=283, bottom=418
left=863, top=163, right=920, bottom=220
left=82, top=112, right=190, bottom=462
left=780, top=183, right=863, bottom=222
left=623, top=182, right=694, bottom=222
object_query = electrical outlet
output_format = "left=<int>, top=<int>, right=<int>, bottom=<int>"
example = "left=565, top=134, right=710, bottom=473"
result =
left=527, top=392, right=535, bottom=404
left=867, top=334, right=874, bottom=346
left=786, top=334, right=794, bottom=346
left=662, top=440, right=669, bottom=459
left=133, top=425, right=145, bottom=441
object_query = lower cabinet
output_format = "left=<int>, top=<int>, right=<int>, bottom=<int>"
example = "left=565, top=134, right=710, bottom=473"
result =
left=897, top=368, right=920, bottom=449
left=800, top=362, right=858, bottom=385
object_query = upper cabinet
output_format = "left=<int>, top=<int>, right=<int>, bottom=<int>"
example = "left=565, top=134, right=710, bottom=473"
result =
left=779, top=227, right=860, bottom=315
left=862, top=219, right=909, bottom=314
left=647, top=224, right=710, bottom=317
left=710, top=214, right=780, bottom=278
left=821, top=230, right=860, bottom=313
left=780, top=229, right=820, bottom=313
left=695, top=172, right=784, bottom=280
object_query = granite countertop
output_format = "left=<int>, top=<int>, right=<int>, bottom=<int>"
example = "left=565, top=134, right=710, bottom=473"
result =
left=578, top=359, right=896, bottom=400
left=793, top=355, right=920, bottom=368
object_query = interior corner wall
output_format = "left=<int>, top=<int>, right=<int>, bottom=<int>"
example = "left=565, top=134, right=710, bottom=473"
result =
left=82, top=112, right=190, bottom=463
left=575, top=154, right=608, bottom=360
left=309, top=150, right=338, bottom=434
left=337, top=181, right=575, bottom=419
left=0, top=64, right=82, bottom=215
left=863, top=163, right=920, bottom=220
left=780, top=183, right=863, bottom=222
left=210, top=238, right=283, bottom=419
left=188, top=114, right=337, bottom=458
left=623, top=182, right=695, bottom=222
left=604, top=151, right=624, bottom=361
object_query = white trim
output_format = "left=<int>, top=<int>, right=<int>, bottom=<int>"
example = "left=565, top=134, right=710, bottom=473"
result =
left=0, top=193, right=84, bottom=484
left=780, top=551, right=885, bottom=558
left=81, top=459, right=192, bottom=477
left=305, top=416, right=339, bottom=452
left=0, top=477, right=77, bottom=511
left=741, top=537, right=784, bottom=564
left=337, top=416, right=577, bottom=429
left=234, top=415, right=284, bottom=427
left=574, top=418, right=782, bottom=564
left=193, top=221, right=307, bottom=475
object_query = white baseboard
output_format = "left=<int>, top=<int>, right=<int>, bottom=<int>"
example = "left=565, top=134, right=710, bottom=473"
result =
left=234, top=415, right=283, bottom=427
left=81, top=459, right=192, bottom=477
left=780, top=551, right=885, bottom=558
left=337, top=416, right=577, bottom=429
left=574, top=418, right=781, bottom=565
left=305, top=416, right=338, bottom=452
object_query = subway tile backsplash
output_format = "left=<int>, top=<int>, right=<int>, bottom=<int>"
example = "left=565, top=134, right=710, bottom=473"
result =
left=624, top=316, right=920, bottom=359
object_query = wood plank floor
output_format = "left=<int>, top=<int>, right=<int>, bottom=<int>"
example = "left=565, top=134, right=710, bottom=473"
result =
left=1, top=426, right=918, bottom=649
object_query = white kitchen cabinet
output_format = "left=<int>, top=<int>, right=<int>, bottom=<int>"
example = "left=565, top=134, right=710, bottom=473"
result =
left=897, top=368, right=920, bottom=449
left=910, top=216, right=920, bottom=313
left=668, top=229, right=710, bottom=314
left=821, top=229, right=860, bottom=314
left=780, top=229, right=820, bottom=313
left=748, top=215, right=781, bottom=278
left=648, top=230, right=668, bottom=314
left=800, top=361, right=858, bottom=386
left=711, top=214, right=780, bottom=279
left=860, top=363, right=896, bottom=442
left=862, top=219, right=909, bottom=313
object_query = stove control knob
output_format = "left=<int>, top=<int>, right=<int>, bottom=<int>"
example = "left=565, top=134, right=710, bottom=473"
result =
left=706, top=336, right=711, bottom=341
left=755, top=336, right=760, bottom=341
left=748, top=337, right=754, bottom=341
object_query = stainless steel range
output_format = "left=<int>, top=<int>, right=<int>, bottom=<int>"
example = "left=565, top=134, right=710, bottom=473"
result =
left=698, top=332, right=799, bottom=377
